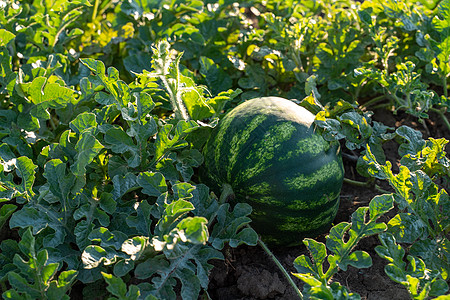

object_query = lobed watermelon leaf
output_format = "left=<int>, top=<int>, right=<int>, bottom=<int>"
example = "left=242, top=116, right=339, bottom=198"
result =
left=3, top=228, right=78, bottom=299
left=376, top=232, right=449, bottom=298
left=293, top=194, right=393, bottom=296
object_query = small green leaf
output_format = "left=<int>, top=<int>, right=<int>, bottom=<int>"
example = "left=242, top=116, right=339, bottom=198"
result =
left=43, top=159, right=76, bottom=205
left=199, top=56, right=232, bottom=96
left=304, top=238, right=327, bottom=269
left=112, top=173, right=137, bottom=200
left=388, top=213, right=427, bottom=243
left=88, top=227, right=128, bottom=250
left=156, top=200, right=194, bottom=235
left=104, top=128, right=135, bottom=152
left=41, top=262, right=59, bottom=285
left=70, top=132, right=104, bottom=177
left=369, top=194, right=394, bottom=220
left=81, top=58, right=106, bottom=76
left=293, top=255, right=316, bottom=275
left=0, top=29, right=15, bottom=46
left=172, top=182, right=195, bottom=200
left=81, top=245, right=119, bottom=269
left=154, top=120, right=198, bottom=161
left=15, top=157, right=37, bottom=196
left=339, top=251, right=372, bottom=271
left=137, top=172, right=167, bottom=197
left=69, top=112, right=98, bottom=135
left=102, top=272, right=127, bottom=298
left=104, top=127, right=140, bottom=168
left=209, top=203, right=258, bottom=249
left=0, top=204, right=17, bottom=229
left=126, top=200, right=153, bottom=236
left=176, top=217, right=208, bottom=244
left=429, top=278, right=449, bottom=296
left=10, top=207, right=66, bottom=247
left=7, top=272, right=39, bottom=298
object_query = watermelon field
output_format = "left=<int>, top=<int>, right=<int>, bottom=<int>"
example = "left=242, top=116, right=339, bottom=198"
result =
left=1, top=0, right=450, bottom=299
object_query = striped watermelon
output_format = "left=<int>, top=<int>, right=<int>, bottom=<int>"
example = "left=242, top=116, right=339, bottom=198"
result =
left=201, top=97, right=344, bottom=246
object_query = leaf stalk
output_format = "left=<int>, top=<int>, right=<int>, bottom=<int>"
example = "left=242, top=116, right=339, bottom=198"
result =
left=343, top=177, right=391, bottom=194
left=430, top=107, right=450, bottom=132
left=257, top=236, right=304, bottom=299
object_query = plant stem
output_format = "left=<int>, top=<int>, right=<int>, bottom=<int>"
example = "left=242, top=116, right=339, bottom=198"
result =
left=430, top=107, right=450, bottom=132
left=49, top=117, right=57, bottom=131
left=443, top=75, right=448, bottom=98
left=343, top=177, right=391, bottom=194
left=360, top=95, right=388, bottom=109
left=92, top=0, right=100, bottom=22
left=220, top=187, right=303, bottom=299
left=257, top=236, right=304, bottom=299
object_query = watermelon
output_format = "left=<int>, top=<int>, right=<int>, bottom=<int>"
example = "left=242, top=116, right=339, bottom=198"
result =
left=201, top=97, right=344, bottom=246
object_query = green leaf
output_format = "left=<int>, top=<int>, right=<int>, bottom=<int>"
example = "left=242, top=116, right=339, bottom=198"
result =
left=388, top=213, right=427, bottom=243
left=340, top=251, right=372, bottom=270
left=176, top=217, right=208, bottom=244
left=88, top=227, right=128, bottom=250
left=46, top=270, right=78, bottom=300
left=10, top=207, right=66, bottom=247
left=304, top=238, right=327, bottom=270
left=137, top=171, right=167, bottom=197
left=176, top=149, right=203, bottom=181
left=199, top=56, right=232, bottom=95
left=123, top=52, right=153, bottom=75
left=292, top=273, right=335, bottom=300
left=128, top=118, right=157, bottom=144
left=112, top=173, right=137, bottom=200
left=172, top=182, right=195, bottom=201
left=190, top=184, right=219, bottom=221
left=0, top=204, right=17, bottom=229
left=102, top=272, right=128, bottom=298
left=135, top=244, right=222, bottom=299
left=396, top=126, right=426, bottom=157
left=369, top=194, right=394, bottom=220
left=81, top=59, right=132, bottom=108
left=69, top=112, right=98, bottom=135
left=126, top=200, right=153, bottom=236
left=293, top=255, right=316, bottom=276
left=5, top=227, right=74, bottom=298
left=153, top=120, right=199, bottom=162
left=325, top=222, right=352, bottom=256
left=376, top=233, right=406, bottom=268
left=82, top=58, right=106, bottom=75
left=43, top=159, right=76, bottom=205
left=81, top=245, right=120, bottom=269
left=14, top=157, right=37, bottom=197
left=7, top=272, right=39, bottom=298
left=42, top=262, right=59, bottom=285
left=0, top=29, right=15, bottom=46
left=375, top=231, right=448, bottom=297
left=410, top=238, right=450, bottom=279
left=99, top=192, right=116, bottom=215
left=429, top=278, right=449, bottom=297
left=27, top=77, right=76, bottom=120
left=104, top=127, right=140, bottom=168
left=433, top=0, right=450, bottom=75
left=70, top=132, right=104, bottom=177
left=2, top=288, right=32, bottom=299
left=209, top=203, right=258, bottom=249
left=293, top=239, right=327, bottom=278
left=155, top=200, right=194, bottom=235
left=120, top=236, right=148, bottom=259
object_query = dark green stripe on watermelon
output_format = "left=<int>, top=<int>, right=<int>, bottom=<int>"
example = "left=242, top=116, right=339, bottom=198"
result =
left=201, top=97, right=344, bottom=246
